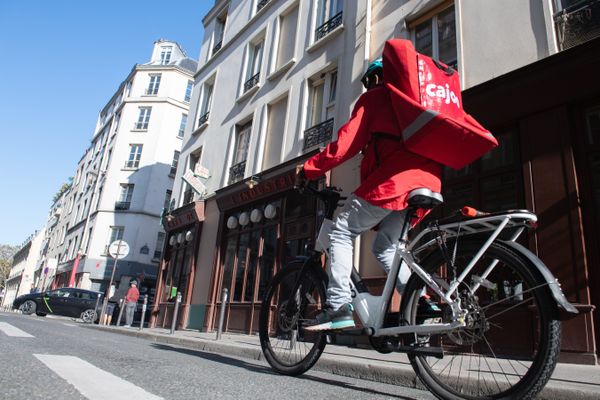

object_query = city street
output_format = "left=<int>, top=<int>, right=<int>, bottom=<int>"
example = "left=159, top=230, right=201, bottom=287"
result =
left=0, top=311, right=434, bottom=400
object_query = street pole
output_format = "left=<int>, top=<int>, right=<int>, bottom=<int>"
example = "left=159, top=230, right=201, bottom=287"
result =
left=98, top=239, right=122, bottom=325
left=139, top=295, right=148, bottom=331
left=170, top=292, right=182, bottom=334
left=216, top=288, right=229, bottom=340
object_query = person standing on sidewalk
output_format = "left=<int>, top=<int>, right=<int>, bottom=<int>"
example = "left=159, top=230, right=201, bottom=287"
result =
left=123, top=280, right=139, bottom=327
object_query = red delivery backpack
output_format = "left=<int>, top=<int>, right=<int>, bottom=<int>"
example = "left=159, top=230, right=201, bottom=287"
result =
left=382, top=39, right=497, bottom=170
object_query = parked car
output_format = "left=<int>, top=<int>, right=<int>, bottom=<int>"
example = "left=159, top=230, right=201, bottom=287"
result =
left=12, top=288, right=103, bottom=323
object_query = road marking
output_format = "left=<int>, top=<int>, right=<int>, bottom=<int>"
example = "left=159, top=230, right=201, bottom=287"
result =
left=62, top=323, right=76, bottom=327
left=0, top=322, right=35, bottom=337
left=34, top=355, right=163, bottom=400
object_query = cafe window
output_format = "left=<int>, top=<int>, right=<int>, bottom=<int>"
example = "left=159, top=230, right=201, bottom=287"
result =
left=442, top=129, right=521, bottom=214
left=219, top=202, right=281, bottom=304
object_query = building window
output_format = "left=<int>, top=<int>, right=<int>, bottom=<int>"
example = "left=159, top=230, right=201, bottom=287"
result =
left=275, top=6, right=299, bottom=69
left=178, top=114, right=188, bottom=138
left=126, top=81, right=133, bottom=97
left=553, top=0, right=600, bottom=50
left=160, top=46, right=172, bottom=65
left=184, top=80, right=193, bottom=103
left=146, top=74, right=161, bottom=95
left=164, top=190, right=172, bottom=210
left=244, top=40, right=263, bottom=93
left=304, top=69, right=337, bottom=149
left=442, top=129, right=521, bottom=214
left=170, top=150, right=180, bottom=176
left=153, top=232, right=166, bottom=260
left=411, top=3, right=457, bottom=69
left=105, top=226, right=125, bottom=254
left=198, top=81, right=213, bottom=126
left=229, top=122, right=251, bottom=184
left=263, top=95, right=288, bottom=170
left=116, top=184, right=134, bottom=210
left=135, top=107, right=152, bottom=130
left=212, top=11, right=227, bottom=56
left=125, top=144, right=143, bottom=169
left=315, top=0, right=343, bottom=41
left=113, top=112, right=121, bottom=136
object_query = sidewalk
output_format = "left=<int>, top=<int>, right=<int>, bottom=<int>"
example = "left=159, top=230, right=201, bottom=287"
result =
left=85, top=325, right=600, bottom=400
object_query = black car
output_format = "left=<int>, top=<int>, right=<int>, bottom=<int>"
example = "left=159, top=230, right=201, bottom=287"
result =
left=12, top=288, right=103, bottom=323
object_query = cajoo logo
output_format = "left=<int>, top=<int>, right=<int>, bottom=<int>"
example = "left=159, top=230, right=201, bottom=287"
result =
left=425, top=83, right=460, bottom=107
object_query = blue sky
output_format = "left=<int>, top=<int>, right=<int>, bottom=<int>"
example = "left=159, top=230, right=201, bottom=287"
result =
left=0, top=1, right=213, bottom=246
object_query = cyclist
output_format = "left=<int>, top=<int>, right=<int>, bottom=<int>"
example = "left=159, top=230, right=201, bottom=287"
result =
left=298, top=42, right=442, bottom=331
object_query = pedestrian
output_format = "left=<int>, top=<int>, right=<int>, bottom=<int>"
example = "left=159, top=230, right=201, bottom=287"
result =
left=123, top=280, right=139, bottom=327
left=298, top=40, right=443, bottom=331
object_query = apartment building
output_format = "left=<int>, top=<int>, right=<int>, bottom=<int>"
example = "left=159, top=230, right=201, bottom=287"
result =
left=1, top=230, right=44, bottom=308
left=156, top=0, right=599, bottom=364
left=46, top=40, right=197, bottom=302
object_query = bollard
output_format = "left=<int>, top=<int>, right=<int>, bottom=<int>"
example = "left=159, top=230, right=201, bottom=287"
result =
left=216, top=288, right=229, bottom=340
left=170, top=292, right=182, bottom=335
left=116, top=298, right=125, bottom=326
left=138, top=295, right=148, bottom=331
left=93, top=293, right=101, bottom=324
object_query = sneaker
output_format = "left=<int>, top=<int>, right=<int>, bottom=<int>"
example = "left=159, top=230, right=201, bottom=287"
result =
left=304, top=303, right=356, bottom=331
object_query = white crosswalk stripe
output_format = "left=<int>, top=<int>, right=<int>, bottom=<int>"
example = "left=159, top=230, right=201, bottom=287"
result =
left=0, top=322, right=35, bottom=337
left=34, top=354, right=163, bottom=400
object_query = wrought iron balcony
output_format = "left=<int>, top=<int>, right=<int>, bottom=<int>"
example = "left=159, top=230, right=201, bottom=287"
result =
left=212, top=40, right=222, bottom=55
left=144, top=88, right=158, bottom=95
left=256, top=0, right=270, bottom=12
left=315, top=12, right=343, bottom=41
left=153, top=250, right=162, bottom=260
left=229, top=160, right=246, bottom=184
left=114, top=201, right=130, bottom=211
left=554, top=0, right=600, bottom=50
left=244, top=72, right=260, bottom=92
left=133, top=122, right=148, bottom=130
left=198, top=111, right=210, bottom=125
left=170, top=166, right=177, bottom=176
left=303, top=118, right=334, bottom=149
left=182, top=188, right=195, bottom=205
left=124, top=161, right=139, bottom=169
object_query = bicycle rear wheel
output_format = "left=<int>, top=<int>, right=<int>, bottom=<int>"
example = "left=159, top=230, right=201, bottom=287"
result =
left=402, top=239, right=561, bottom=400
left=259, top=262, right=328, bottom=375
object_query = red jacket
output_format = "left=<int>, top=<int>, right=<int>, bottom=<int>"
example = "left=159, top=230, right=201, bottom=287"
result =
left=303, top=87, right=442, bottom=212
left=125, top=287, right=139, bottom=303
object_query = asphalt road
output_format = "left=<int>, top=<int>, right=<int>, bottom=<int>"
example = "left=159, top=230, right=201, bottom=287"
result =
left=0, top=311, right=435, bottom=400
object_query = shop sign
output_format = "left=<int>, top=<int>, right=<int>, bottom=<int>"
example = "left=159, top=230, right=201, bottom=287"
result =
left=182, top=170, right=206, bottom=195
left=225, top=170, right=295, bottom=208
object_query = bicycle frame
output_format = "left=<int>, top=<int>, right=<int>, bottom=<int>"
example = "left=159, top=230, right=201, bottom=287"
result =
left=316, top=209, right=539, bottom=337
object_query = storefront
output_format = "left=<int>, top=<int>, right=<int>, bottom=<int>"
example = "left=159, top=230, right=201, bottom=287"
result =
left=150, top=201, right=204, bottom=330
left=206, top=156, right=321, bottom=334
left=457, top=37, right=600, bottom=364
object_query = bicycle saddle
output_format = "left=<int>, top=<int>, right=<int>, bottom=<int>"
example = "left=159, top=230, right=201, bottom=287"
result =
left=407, top=188, right=443, bottom=209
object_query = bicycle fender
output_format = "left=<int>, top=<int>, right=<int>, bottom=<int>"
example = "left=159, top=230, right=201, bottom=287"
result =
left=499, top=240, right=579, bottom=318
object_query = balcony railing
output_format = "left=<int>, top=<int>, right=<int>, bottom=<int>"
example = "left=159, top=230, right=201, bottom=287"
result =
left=315, top=12, right=343, bottom=41
left=115, top=201, right=130, bottom=210
left=153, top=250, right=162, bottom=260
left=133, top=122, right=148, bottom=130
left=124, top=161, right=139, bottom=169
left=303, top=118, right=334, bottom=149
left=229, top=160, right=246, bottom=185
left=554, top=0, right=600, bottom=50
left=170, top=166, right=177, bottom=176
left=144, top=88, right=158, bottom=95
left=212, top=40, right=222, bottom=55
left=198, top=111, right=210, bottom=125
left=256, top=0, right=270, bottom=12
left=243, top=72, right=260, bottom=92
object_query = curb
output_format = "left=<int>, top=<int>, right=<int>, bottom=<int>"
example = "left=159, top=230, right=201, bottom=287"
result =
left=84, top=325, right=598, bottom=400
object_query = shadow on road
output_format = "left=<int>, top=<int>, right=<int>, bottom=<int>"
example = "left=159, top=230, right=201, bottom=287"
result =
left=150, top=343, right=423, bottom=400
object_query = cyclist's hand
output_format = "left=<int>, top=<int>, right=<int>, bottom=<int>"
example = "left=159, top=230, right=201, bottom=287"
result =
left=294, top=165, right=308, bottom=189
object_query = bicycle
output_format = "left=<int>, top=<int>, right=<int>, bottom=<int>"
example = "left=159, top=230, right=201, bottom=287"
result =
left=259, top=183, right=579, bottom=400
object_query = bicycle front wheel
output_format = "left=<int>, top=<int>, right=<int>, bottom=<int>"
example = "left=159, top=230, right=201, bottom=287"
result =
left=259, top=262, right=328, bottom=376
left=403, top=239, right=561, bottom=400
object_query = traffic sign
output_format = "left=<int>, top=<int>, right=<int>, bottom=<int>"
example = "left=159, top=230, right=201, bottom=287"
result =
left=108, top=240, right=129, bottom=259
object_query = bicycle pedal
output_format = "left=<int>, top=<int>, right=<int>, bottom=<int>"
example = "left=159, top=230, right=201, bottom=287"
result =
left=396, top=345, right=444, bottom=359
